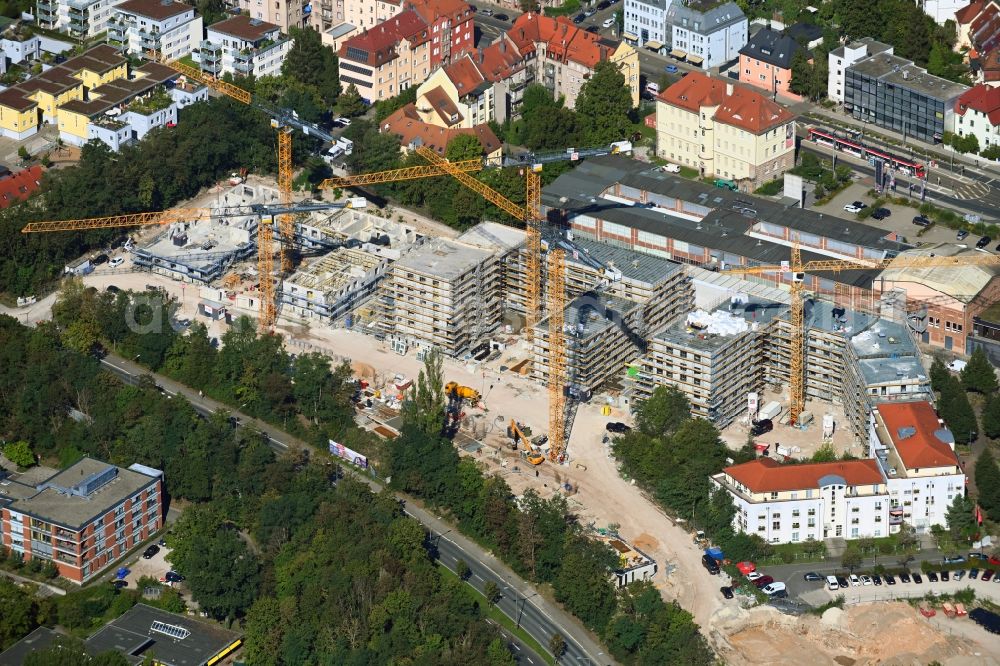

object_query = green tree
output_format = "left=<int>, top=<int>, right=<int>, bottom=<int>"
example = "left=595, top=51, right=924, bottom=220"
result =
left=193, top=0, right=226, bottom=25
left=788, top=48, right=814, bottom=98
left=930, top=356, right=950, bottom=392
left=486, top=637, right=518, bottom=666
left=811, top=442, right=838, bottom=462
left=938, top=376, right=978, bottom=444
left=548, top=633, right=566, bottom=660
left=403, top=347, right=446, bottom=436
left=575, top=60, right=633, bottom=145
left=841, top=548, right=862, bottom=572
left=0, top=579, right=37, bottom=650
left=446, top=133, right=486, bottom=160
left=945, top=493, right=977, bottom=541
left=961, top=347, right=998, bottom=393
left=959, top=133, right=981, bottom=155
left=455, top=559, right=471, bottom=581
left=336, top=83, right=366, bottom=117
left=483, top=580, right=500, bottom=607
left=983, top=395, right=1000, bottom=439
left=3, top=440, right=35, bottom=468
left=975, top=449, right=1000, bottom=522
left=243, top=597, right=283, bottom=666
left=634, top=385, right=690, bottom=438
left=982, top=144, right=1000, bottom=161
left=281, top=27, right=340, bottom=104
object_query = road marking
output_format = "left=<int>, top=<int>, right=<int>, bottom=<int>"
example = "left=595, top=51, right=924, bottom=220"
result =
left=526, top=658, right=534, bottom=664
left=511, top=643, right=520, bottom=651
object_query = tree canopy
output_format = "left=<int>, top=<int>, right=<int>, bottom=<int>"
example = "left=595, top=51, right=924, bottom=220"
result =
left=575, top=60, right=635, bottom=145
left=282, top=27, right=341, bottom=104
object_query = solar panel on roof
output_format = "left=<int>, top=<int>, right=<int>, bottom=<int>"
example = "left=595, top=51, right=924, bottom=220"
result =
left=150, top=620, right=190, bottom=640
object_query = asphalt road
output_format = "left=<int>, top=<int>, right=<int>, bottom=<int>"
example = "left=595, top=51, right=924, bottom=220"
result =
left=96, top=353, right=611, bottom=665
left=800, top=143, right=1000, bottom=222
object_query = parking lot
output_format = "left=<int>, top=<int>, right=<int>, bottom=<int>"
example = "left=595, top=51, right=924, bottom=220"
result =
left=116, top=542, right=175, bottom=590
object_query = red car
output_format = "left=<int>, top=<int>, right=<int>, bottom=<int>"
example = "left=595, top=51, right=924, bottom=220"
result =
left=989, top=555, right=1000, bottom=567
left=753, top=575, right=774, bottom=589
left=736, top=561, right=756, bottom=575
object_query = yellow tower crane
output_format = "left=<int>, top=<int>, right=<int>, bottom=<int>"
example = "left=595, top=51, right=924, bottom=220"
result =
left=722, top=248, right=1000, bottom=424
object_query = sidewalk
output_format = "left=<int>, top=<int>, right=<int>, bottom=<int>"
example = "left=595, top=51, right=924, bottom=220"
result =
left=792, top=102, right=1000, bottom=181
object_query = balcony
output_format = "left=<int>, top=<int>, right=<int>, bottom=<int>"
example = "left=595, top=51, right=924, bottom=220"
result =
left=36, top=0, right=56, bottom=9
left=200, top=59, right=222, bottom=75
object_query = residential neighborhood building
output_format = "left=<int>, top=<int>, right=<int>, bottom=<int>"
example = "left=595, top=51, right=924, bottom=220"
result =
left=955, top=0, right=1000, bottom=53
left=844, top=52, right=968, bottom=143
left=507, top=13, right=640, bottom=109
left=37, top=0, right=122, bottom=38
left=406, top=0, right=474, bottom=67
left=0, top=22, right=42, bottom=65
left=655, top=72, right=796, bottom=189
left=0, top=458, right=164, bottom=583
left=236, top=0, right=309, bottom=33
left=381, top=101, right=503, bottom=158
left=316, top=0, right=404, bottom=50
left=738, top=26, right=804, bottom=101
left=107, top=0, right=204, bottom=62
left=664, top=0, right=747, bottom=70
left=623, top=0, right=670, bottom=51
left=199, top=15, right=291, bottom=79
left=0, top=165, right=44, bottom=209
left=338, top=10, right=431, bottom=103
left=826, top=37, right=893, bottom=104
left=954, top=83, right=1000, bottom=150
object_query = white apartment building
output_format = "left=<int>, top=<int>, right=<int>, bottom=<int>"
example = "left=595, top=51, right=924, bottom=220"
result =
left=954, top=84, right=1000, bottom=152
left=826, top=37, right=893, bottom=104
left=713, top=399, right=965, bottom=545
left=664, top=1, right=746, bottom=69
left=869, top=401, right=965, bottom=532
left=237, top=0, right=309, bottom=33
left=200, top=15, right=291, bottom=79
left=107, top=0, right=203, bottom=62
left=38, top=0, right=122, bottom=38
left=623, top=0, right=671, bottom=50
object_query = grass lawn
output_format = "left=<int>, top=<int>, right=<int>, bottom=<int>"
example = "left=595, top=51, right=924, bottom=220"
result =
left=677, top=165, right=699, bottom=179
left=438, top=564, right=555, bottom=665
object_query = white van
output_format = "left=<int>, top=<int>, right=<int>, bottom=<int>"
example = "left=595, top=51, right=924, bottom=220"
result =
left=826, top=575, right=839, bottom=590
left=646, top=82, right=660, bottom=95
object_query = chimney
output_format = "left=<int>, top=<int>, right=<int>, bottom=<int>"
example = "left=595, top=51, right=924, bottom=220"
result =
left=501, top=40, right=506, bottom=53
left=726, top=82, right=733, bottom=96
left=600, top=45, right=608, bottom=60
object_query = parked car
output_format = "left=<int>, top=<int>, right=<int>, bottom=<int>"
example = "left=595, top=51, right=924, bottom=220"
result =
left=954, top=569, right=966, bottom=581
left=826, top=575, right=840, bottom=590
left=720, top=586, right=734, bottom=599
left=836, top=575, right=850, bottom=588
left=860, top=575, right=873, bottom=586
left=494, top=13, right=509, bottom=20
left=586, top=25, right=599, bottom=32
left=109, top=257, right=125, bottom=268
left=165, top=571, right=185, bottom=583
left=761, top=582, right=786, bottom=596
left=702, top=554, right=720, bottom=574
left=93, top=253, right=109, bottom=265
left=803, top=572, right=823, bottom=582
left=941, top=570, right=950, bottom=581
left=746, top=571, right=764, bottom=581
left=106, top=285, right=121, bottom=293
left=943, top=555, right=966, bottom=564
left=142, top=545, right=160, bottom=559
left=665, top=64, right=679, bottom=73
left=480, top=7, right=493, bottom=15
left=736, top=561, right=756, bottom=575
left=661, top=162, right=681, bottom=173
left=753, top=575, right=775, bottom=589
left=583, top=7, right=597, bottom=16
left=872, top=574, right=882, bottom=585
left=978, top=235, right=992, bottom=248
left=970, top=568, right=980, bottom=579
left=899, top=572, right=911, bottom=583
left=927, top=572, right=939, bottom=582
left=912, top=573, right=923, bottom=584
left=606, top=422, right=631, bottom=433
left=333, top=117, right=351, bottom=127
left=602, top=16, right=616, bottom=28
left=112, top=580, right=128, bottom=589
left=750, top=419, right=773, bottom=436
left=871, top=207, right=891, bottom=220
left=849, top=574, right=861, bottom=587
left=843, top=201, right=867, bottom=213
left=957, top=229, right=970, bottom=240
left=597, top=0, right=612, bottom=8
left=982, top=569, right=995, bottom=581
left=970, top=552, right=985, bottom=560
left=884, top=574, right=896, bottom=585
left=911, top=215, right=932, bottom=226
left=572, top=12, right=585, bottom=22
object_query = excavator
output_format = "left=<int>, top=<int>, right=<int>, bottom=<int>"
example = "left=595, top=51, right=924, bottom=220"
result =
left=507, top=420, right=545, bottom=465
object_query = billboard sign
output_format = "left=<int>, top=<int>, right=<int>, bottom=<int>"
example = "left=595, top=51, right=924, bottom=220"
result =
left=329, top=440, right=368, bottom=469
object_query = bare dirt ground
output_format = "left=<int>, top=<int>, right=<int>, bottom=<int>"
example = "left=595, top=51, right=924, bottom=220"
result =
left=718, top=602, right=1000, bottom=666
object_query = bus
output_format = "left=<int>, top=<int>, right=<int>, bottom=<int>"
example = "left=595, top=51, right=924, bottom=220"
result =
left=807, top=127, right=926, bottom=178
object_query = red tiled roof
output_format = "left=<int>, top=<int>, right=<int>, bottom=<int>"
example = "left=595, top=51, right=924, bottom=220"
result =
left=479, top=36, right=526, bottom=81
left=982, top=47, right=1000, bottom=80
left=445, top=54, right=486, bottom=95
left=406, top=0, right=472, bottom=24
left=383, top=102, right=500, bottom=155
left=0, top=165, right=43, bottom=209
left=956, top=0, right=986, bottom=23
left=658, top=72, right=795, bottom=134
left=956, top=84, right=1000, bottom=124
left=724, top=457, right=884, bottom=493
left=507, top=13, right=609, bottom=69
left=970, top=2, right=1000, bottom=52
left=421, top=85, right=463, bottom=125
left=876, top=401, right=959, bottom=471
left=339, top=10, right=429, bottom=66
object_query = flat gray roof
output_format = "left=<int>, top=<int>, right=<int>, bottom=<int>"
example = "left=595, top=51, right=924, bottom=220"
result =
left=86, top=604, right=241, bottom=666
left=849, top=53, right=968, bottom=101
left=850, top=318, right=918, bottom=357
left=9, top=457, right=160, bottom=530
left=655, top=298, right=786, bottom=352
left=542, top=156, right=903, bottom=288
left=535, top=290, right=638, bottom=339
left=0, top=627, right=63, bottom=665
left=858, top=356, right=929, bottom=386
left=394, top=238, right=493, bottom=281
left=562, top=236, right=683, bottom=287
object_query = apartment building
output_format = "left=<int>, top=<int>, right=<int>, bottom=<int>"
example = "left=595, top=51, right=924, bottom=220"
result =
left=664, top=0, right=747, bottom=69
left=199, top=15, right=291, bottom=79
left=954, top=84, right=1000, bottom=151
left=236, top=0, right=308, bottom=32
left=870, top=401, right=965, bottom=532
left=380, top=236, right=506, bottom=356
left=955, top=0, right=1000, bottom=52
left=507, top=13, right=640, bottom=109
left=656, top=73, right=796, bottom=189
left=826, top=37, right=893, bottom=104
left=738, top=26, right=803, bottom=101
left=37, top=0, right=122, bottom=38
left=107, top=0, right=204, bottom=62
left=338, top=11, right=431, bottom=103
left=713, top=458, right=891, bottom=543
left=0, top=22, right=42, bottom=65
left=845, top=53, right=968, bottom=144
left=0, top=458, right=164, bottom=583
left=316, top=0, right=403, bottom=49
left=623, top=0, right=670, bottom=51
left=382, top=101, right=503, bottom=158
left=406, top=0, right=474, bottom=67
